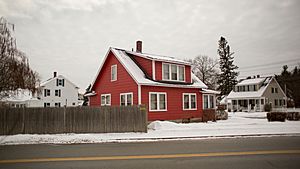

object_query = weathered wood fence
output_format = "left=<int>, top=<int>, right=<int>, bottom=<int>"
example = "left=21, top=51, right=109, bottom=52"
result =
left=0, top=105, right=147, bottom=135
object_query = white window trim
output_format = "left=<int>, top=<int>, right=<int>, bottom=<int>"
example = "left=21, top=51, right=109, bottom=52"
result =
left=182, top=93, right=197, bottom=110
left=203, top=94, right=215, bottom=109
left=149, top=92, right=167, bottom=112
left=101, top=94, right=111, bottom=106
left=120, top=92, right=133, bottom=106
left=111, top=64, right=117, bottom=81
left=162, top=63, right=185, bottom=82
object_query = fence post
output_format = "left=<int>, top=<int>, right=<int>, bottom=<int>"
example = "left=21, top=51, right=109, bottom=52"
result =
left=139, top=105, right=148, bottom=132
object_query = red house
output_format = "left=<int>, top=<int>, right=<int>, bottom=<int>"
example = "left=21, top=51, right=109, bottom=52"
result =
left=88, top=41, right=217, bottom=121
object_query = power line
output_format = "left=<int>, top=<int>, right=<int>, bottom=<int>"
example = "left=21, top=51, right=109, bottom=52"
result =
left=238, top=58, right=299, bottom=70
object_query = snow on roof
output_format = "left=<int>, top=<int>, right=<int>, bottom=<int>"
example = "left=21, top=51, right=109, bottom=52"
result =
left=227, top=77, right=273, bottom=99
left=0, top=89, right=35, bottom=102
left=236, top=77, right=265, bottom=86
left=202, top=89, right=220, bottom=94
left=40, top=75, right=79, bottom=89
left=126, top=50, right=191, bottom=65
left=112, top=48, right=207, bottom=88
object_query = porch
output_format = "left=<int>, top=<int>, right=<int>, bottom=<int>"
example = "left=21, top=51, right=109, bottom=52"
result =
left=228, top=98, right=265, bottom=112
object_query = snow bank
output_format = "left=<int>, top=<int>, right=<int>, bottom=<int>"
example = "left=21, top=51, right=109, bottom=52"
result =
left=1, top=112, right=300, bottom=145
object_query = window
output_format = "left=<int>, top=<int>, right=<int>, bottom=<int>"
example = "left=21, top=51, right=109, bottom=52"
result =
left=275, top=99, right=278, bottom=106
left=162, top=63, right=185, bottom=82
left=44, top=89, right=50, bottom=97
left=55, top=103, right=61, bottom=107
left=171, top=64, right=177, bottom=80
left=279, top=99, right=282, bottom=106
left=163, top=64, right=170, bottom=80
left=111, top=65, right=117, bottom=81
left=183, top=93, right=197, bottom=110
left=120, top=93, right=133, bottom=106
left=72, top=102, right=75, bottom=106
left=56, top=79, right=65, bottom=87
left=44, top=103, right=50, bottom=107
left=55, top=89, right=61, bottom=97
left=275, top=88, right=278, bottom=93
left=209, top=95, right=214, bottom=108
left=178, top=66, right=184, bottom=81
left=261, top=99, right=264, bottom=105
left=149, top=92, right=167, bottom=111
left=271, top=87, right=274, bottom=93
left=203, top=94, right=215, bottom=109
left=254, top=85, right=257, bottom=91
left=101, top=94, right=111, bottom=106
left=204, top=95, right=209, bottom=109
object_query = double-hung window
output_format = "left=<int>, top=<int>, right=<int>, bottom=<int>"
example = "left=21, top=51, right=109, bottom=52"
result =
left=183, top=93, right=197, bottom=110
left=101, top=94, right=111, bottom=106
left=111, top=65, right=117, bottom=81
left=44, top=89, right=50, bottom=97
left=55, top=89, right=61, bottom=97
left=120, top=93, right=133, bottom=106
left=162, top=63, right=185, bottom=82
left=56, top=79, right=65, bottom=86
left=149, top=92, right=167, bottom=111
left=203, top=94, right=215, bottom=109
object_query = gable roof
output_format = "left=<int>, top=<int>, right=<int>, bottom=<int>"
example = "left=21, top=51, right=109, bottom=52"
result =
left=40, top=74, right=79, bottom=89
left=90, top=47, right=207, bottom=90
left=227, top=76, right=275, bottom=99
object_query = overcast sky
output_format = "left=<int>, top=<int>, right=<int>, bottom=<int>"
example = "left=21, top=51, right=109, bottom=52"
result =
left=1, top=0, right=300, bottom=92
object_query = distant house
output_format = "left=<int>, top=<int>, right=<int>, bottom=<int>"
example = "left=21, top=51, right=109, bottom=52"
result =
left=38, top=72, right=79, bottom=107
left=0, top=72, right=80, bottom=108
left=226, top=76, right=287, bottom=112
left=0, top=89, right=40, bottom=108
left=87, top=41, right=219, bottom=121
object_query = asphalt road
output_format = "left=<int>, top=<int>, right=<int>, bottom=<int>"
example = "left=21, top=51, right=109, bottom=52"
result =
left=0, top=136, right=300, bottom=169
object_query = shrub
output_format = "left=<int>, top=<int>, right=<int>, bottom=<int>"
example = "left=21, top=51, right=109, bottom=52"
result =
left=267, top=112, right=287, bottom=122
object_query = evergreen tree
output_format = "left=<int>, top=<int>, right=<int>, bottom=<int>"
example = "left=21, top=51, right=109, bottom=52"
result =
left=276, top=65, right=300, bottom=107
left=217, top=37, right=239, bottom=95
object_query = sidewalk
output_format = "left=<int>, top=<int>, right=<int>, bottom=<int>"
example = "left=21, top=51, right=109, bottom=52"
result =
left=1, top=112, right=300, bottom=145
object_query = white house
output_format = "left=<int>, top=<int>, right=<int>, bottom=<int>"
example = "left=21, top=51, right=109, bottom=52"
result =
left=0, top=72, right=79, bottom=108
left=226, top=76, right=287, bottom=112
left=38, top=72, right=79, bottom=107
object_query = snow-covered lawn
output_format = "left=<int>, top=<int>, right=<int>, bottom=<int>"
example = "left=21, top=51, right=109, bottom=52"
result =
left=1, top=112, right=299, bottom=145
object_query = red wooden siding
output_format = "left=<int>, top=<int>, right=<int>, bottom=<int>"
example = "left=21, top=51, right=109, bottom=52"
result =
left=89, top=51, right=138, bottom=106
left=141, top=85, right=203, bottom=121
left=185, top=65, right=191, bottom=83
left=154, top=61, right=191, bottom=83
left=132, top=56, right=153, bottom=78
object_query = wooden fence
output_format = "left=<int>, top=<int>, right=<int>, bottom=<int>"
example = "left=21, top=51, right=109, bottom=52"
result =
left=0, top=105, right=147, bottom=135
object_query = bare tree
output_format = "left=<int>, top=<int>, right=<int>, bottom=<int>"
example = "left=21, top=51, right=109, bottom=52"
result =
left=0, top=17, right=39, bottom=99
left=189, top=55, right=219, bottom=89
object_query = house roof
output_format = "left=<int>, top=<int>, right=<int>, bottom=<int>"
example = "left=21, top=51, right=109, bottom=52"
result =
left=227, top=76, right=273, bottom=99
left=126, top=50, right=191, bottom=65
left=0, top=89, right=37, bottom=102
left=40, top=75, right=79, bottom=89
left=201, top=89, right=221, bottom=94
left=236, top=77, right=265, bottom=86
left=90, top=47, right=207, bottom=91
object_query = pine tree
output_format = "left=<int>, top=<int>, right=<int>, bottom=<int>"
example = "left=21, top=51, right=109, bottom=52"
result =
left=217, top=37, right=239, bottom=96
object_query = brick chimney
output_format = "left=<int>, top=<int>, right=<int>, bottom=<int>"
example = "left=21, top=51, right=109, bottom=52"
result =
left=136, top=41, right=142, bottom=53
left=54, top=72, right=57, bottom=78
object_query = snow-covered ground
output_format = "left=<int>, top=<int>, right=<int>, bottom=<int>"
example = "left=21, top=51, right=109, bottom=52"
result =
left=1, top=112, right=299, bottom=145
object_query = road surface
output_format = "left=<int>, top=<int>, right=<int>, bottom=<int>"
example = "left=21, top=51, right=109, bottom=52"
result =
left=0, top=136, right=300, bottom=169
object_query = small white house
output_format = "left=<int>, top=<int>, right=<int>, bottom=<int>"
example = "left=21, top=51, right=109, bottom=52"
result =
left=1, top=72, right=79, bottom=108
left=226, top=76, right=287, bottom=112
left=38, top=72, right=79, bottom=107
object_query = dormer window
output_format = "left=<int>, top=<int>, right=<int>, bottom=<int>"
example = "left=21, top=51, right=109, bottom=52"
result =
left=162, top=63, right=185, bottom=82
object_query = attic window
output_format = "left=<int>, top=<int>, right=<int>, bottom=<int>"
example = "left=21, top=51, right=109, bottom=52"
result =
left=56, top=79, right=65, bottom=87
left=111, top=65, right=117, bottom=81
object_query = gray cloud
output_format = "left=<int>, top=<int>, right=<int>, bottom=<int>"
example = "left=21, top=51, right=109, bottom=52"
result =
left=1, top=0, right=300, bottom=91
